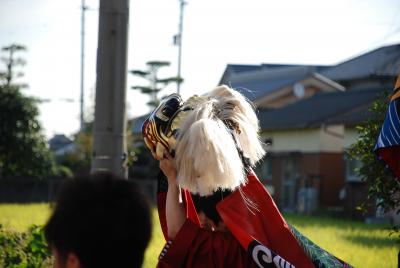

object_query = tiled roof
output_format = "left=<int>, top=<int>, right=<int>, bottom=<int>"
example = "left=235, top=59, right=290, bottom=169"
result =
left=321, top=44, right=400, bottom=81
left=222, top=44, right=400, bottom=90
left=226, top=63, right=329, bottom=75
left=227, top=66, right=313, bottom=101
left=226, top=64, right=263, bottom=74
left=234, top=74, right=308, bottom=101
left=48, top=134, right=73, bottom=151
left=228, top=66, right=342, bottom=101
left=257, top=87, right=383, bottom=131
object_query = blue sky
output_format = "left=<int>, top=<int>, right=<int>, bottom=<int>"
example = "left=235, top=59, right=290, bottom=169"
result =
left=1, top=0, right=400, bottom=138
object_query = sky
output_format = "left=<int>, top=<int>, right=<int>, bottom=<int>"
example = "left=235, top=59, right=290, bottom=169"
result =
left=1, top=0, right=400, bottom=138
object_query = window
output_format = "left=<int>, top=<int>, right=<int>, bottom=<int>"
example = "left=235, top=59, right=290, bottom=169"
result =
left=255, top=157, right=273, bottom=182
left=345, top=157, right=362, bottom=182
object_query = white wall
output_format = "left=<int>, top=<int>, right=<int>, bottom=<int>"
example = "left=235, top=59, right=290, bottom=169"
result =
left=262, top=125, right=345, bottom=153
left=320, top=125, right=345, bottom=152
left=344, top=127, right=359, bottom=148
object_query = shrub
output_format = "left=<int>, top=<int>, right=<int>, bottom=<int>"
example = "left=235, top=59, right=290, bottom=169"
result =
left=0, top=224, right=52, bottom=267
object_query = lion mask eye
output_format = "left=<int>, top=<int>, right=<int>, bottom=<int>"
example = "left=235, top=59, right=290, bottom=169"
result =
left=142, top=94, right=183, bottom=157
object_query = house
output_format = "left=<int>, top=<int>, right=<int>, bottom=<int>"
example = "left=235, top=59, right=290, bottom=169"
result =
left=254, top=88, right=379, bottom=215
left=220, top=44, right=399, bottom=217
left=48, top=134, right=76, bottom=156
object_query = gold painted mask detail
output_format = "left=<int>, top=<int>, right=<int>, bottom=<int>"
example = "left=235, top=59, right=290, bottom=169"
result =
left=142, top=94, right=204, bottom=159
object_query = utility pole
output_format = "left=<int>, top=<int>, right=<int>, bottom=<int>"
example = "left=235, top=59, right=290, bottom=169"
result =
left=80, top=0, right=86, bottom=131
left=91, top=0, right=129, bottom=178
left=176, top=0, right=186, bottom=94
left=1, top=44, right=26, bottom=86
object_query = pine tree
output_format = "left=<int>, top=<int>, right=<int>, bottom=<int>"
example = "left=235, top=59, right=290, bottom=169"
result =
left=130, top=60, right=183, bottom=108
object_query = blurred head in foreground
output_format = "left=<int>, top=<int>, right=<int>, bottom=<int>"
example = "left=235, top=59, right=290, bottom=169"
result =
left=44, top=173, right=151, bottom=268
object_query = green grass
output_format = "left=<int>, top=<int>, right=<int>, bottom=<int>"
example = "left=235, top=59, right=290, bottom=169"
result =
left=0, top=203, right=398, bottom=267
left=143, top=209, right=164, bottom=268
left=285, top=214, right=399, bottom=267
left=0, top=203, right=51, bottom=232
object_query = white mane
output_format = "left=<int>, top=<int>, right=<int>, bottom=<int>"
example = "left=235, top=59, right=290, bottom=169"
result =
left=175, top=85, right=265, bottom=196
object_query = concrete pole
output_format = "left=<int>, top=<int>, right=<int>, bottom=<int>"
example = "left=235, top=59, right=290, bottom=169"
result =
left=91, top=0, right=129, bottom=178
left=176, top=0, right=185, bottom=94
left=79, top=0, right=86, bottom=131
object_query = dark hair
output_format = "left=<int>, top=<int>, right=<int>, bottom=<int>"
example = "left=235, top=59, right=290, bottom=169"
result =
left=44, top=173, right=151, bottom=268
left=191, top=189, right=231, bottom=225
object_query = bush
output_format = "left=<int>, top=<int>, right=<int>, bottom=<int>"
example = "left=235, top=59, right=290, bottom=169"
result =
left=0, top=224, right=52, bottom=267
left=348, top=91, right=400, bottom=231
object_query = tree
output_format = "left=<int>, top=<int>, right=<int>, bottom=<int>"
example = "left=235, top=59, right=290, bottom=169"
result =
left=0, top=44, right=59, bottom=178
left=0, top=84, right=57, bottom=178
left=348, top=90, right=400, bottom=230
left=130, top=60, right=183, bottom=108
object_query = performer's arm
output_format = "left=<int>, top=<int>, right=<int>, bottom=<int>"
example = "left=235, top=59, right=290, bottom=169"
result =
left=159, top=152, right=186, bottom=240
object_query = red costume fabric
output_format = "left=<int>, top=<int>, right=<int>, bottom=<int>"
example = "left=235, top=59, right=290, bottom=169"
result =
left=157, top=220, right=256, bottom=268
left=157, top=176, right=256, bottom=268
left=157, top=172, right=352, bottom=268
left=217, top=172, right=313, bottom=267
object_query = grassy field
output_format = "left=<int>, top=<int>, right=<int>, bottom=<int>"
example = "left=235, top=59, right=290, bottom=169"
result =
left=0, top=203, right=398, bottom=267
left=284, top=214, right=399, bottom=267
